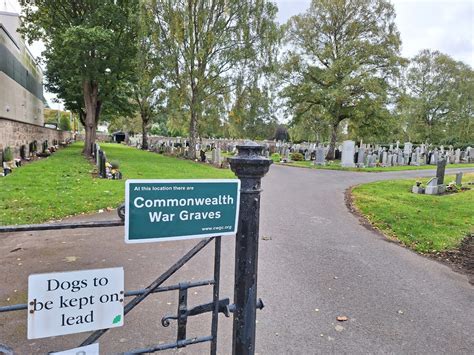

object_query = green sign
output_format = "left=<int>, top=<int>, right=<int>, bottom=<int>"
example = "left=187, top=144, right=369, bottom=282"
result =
left=125, top=179, right=240, bottom=243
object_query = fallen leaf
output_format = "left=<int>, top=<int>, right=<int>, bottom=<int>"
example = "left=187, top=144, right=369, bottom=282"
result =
left=337, top=316, right=348, bottom=321
left=64, top=256, right=78, bottom=263
left=335, top=325, right=344, bottom=332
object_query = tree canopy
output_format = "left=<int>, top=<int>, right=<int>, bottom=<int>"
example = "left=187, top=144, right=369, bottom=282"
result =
left=396, top=49, right=473, bottom=144
left=20, top=0, right=139, bottom=155
left=281, top=0, right=403, bottom=157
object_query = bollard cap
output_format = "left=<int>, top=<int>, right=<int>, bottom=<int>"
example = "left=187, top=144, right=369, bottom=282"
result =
left=229, top=141, right=272, bottom=178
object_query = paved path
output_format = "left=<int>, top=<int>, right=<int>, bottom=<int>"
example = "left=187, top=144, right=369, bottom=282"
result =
left=0, top=166, right=473, bottom=354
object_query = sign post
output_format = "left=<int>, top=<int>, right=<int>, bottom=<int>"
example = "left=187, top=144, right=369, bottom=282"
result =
left=229, top=142, right=272, bottom=355
left=125, top=179, right=240, bottom=243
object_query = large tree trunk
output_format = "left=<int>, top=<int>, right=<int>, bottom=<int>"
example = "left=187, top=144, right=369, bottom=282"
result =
left=326, top=121, right=339, bottom=160
left=188, top=110, right=198, bottom=160
left=83, top=80, right=99, bottom=156
left=141, top=114, right=149, bottom=150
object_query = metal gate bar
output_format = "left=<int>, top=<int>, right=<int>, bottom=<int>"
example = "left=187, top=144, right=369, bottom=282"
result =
left=0, top=279, right=215, bottom=313
left=80, top=237, right=214, bottom=346
left=210, top=236, right=221, bottom=355
left=0, top=220, right=124, bottom=233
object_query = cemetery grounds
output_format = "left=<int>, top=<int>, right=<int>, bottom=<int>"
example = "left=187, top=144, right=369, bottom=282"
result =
left=0, top=142, right=234, bottom=226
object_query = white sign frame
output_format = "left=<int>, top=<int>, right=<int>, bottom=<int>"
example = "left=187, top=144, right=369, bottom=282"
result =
left=28, top=267, right=124, bottom=339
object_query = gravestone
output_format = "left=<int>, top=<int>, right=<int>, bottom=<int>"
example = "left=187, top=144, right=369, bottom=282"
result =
left=215, top=148, right=222, bottom=166
left=455, top=172, right=463, bottom=186
left=431, top=150, right=439, bottom=165
left=357, top=147, right=366, bottom=167
left=397, top=153, right=404, bottom=165
left=314, top=146, right=326, bottom=165
left=436, top=158, right=447, bottom=185
left=20, top=145, right=26, bottom=160
left=200, top=149, right=206, bottom=162
left=425, top=177, right=439, bottom=195
left=367, top=154, right=376, bottom=167
left=454, top=149, right=461, bottom=164
left=382, top=151, right=388, bottom=166
left=341, top=140, right=356, bottom=167
left=304, top=150, right=310, bottom=161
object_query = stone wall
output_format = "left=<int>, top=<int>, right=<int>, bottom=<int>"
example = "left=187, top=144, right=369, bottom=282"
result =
left=0, top=117, right=73, bottom=159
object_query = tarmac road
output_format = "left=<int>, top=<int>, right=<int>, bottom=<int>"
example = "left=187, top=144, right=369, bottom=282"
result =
left=0, top=165, right=473, bottom=354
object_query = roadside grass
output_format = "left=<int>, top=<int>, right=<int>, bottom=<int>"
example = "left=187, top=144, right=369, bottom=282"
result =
left=0, top=142, right=234, bottom=226
left=352, top=173, right=474, bottom=253
left=280, top=160, right=474, bottom=172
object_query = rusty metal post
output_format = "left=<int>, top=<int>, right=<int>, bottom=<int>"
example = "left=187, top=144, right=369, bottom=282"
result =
left=229, top=142, right=272, bottom=355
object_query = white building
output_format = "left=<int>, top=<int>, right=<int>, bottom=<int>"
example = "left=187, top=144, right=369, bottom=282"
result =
left=0, top=10, right=44, bottom=126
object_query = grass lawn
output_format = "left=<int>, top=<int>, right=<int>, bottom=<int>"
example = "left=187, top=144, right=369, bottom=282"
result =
left=352, top=173, right=474, bottom=253
left=0, top=142, right=234, bottom=226
left=280, top=160, right=474, bottom=172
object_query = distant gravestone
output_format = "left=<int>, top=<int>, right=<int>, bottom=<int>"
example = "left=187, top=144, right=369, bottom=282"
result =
left=454, top=149, right=461, bottom=164
left=20, top=145, right=26, bottom=160
left=382, top=151, right=388, bottom=166
left=455, top=172, right=463, bottom=186
left=436, top=158, right=447, bottom=185
left=357, top=147, right=366, bottom=167
left=304, top=150, right=310, bottom=161
left=341, top=140, right=356, bottom=167
left=314, top=146, right=326, bottom=165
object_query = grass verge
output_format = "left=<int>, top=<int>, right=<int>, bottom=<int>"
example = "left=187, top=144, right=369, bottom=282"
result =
left=280, top=160, right=474, bottom=172
left=0, top=142, right=234, bottom=225
left=351, top=173, right=474, bottom=252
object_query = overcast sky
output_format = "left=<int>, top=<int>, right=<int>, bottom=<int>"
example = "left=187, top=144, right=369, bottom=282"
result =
left=3, top=0, right=474, bottom=108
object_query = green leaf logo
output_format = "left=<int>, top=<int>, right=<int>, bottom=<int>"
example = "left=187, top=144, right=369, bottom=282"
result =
left=112, top=314, right=122, bottom=324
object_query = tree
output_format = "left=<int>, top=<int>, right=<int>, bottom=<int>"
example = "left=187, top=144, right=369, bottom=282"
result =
left=130, top=0, right=164, bottom=150
left=20, top=0, right=139, bottom=156
left=398, top=49, right=473, bottom=144
left=282, top=0, right=402, bottom=159
left=228, top=79, right=279, bottom=140
left=151, top=0, right=280, bottom=158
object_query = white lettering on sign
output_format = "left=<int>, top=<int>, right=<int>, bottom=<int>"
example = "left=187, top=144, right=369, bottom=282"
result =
left=28, top=267, right=124, bottom=339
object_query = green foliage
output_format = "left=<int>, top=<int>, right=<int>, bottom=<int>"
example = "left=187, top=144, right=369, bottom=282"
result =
left=0, top=142, right=234, bottom=225
left=282, top=0, right=403, bottom=156
left=20, top=0, right=140, bottom=155
left=397, top=49, right=474, bottom=144
left=271, top=153, right=281, bottom=163
left=59, top=115, right=72, bottom=131
left=151, top=0, right=281, bottom=155
left=352, top=174, right=474, bottom=252
left=290, top=152, right=304, bottom=161
left=3, top=147, right=13, bottom=162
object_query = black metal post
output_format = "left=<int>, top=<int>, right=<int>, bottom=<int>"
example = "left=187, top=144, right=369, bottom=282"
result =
left=229, top=142, right=272, bottom=355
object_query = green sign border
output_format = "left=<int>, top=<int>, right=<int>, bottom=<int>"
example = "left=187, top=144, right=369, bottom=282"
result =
left=125, top=179, right=240, bottom=244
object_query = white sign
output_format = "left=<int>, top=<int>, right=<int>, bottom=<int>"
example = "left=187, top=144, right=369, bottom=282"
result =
left=28, top=267, right=124, bottom=339
left=51, top=343, right=99, bottom=355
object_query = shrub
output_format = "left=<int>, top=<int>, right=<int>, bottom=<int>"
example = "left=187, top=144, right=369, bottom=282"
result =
left=271, top=153, right=281, bottom=162
left=59, top=115, right=72, bottom=131
left=3, top=147, right=13, bottom=162
left=290, top=152, right=304, bottom=161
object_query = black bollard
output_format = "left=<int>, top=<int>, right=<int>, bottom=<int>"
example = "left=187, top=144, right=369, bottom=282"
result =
left=229, top=141, right=272, bottom=355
